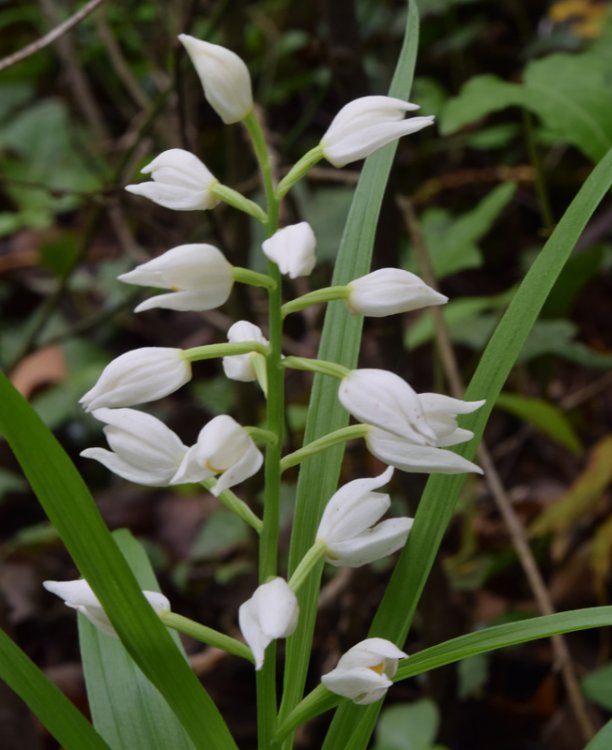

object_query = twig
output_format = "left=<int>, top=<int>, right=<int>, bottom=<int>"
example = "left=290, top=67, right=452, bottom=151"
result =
left=398, top=195, right=595, bottom=742
left=0, top=0, right=105, bottom=73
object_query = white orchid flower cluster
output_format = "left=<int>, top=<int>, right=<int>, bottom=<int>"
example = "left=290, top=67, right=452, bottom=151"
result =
left=45, top=33, right=485, bottom=714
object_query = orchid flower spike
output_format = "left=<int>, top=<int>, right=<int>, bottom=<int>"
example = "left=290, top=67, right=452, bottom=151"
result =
left=81, top=408, right=189, bottom=486
left=239, top=577, right=299, bottom=670
left=316, top=467, right=412, bottom=567
left=320, top=96, right=434, bottom=167
left=173, top=415, right=263, bottom=495
left=365, top=426, right=483, bottom=475
left=222, top=321, right=269, bottom=384
left=321, top=637, right=407, bottom=704
left=126, top=149, right=219, bottom=211
left=178, top=34, right=253, bottom=124
left=347, top=268, right=448, bottom=317
left=119, top=243, right=234, bottom=313
left=261, top=222, right=317, bottom=278
left=338, top=369, right=437, bottom=445
left=43, top=579, right=170, bottom=637
left=80, top=348, right=191, bottom=412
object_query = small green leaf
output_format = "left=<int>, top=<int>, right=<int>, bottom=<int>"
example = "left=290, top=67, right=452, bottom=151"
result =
left=188, top=510, right=249, bottom=560
left=373, top=701, right=440, bottom=750
left=581, top=662, right=612, bottom=711
left=495, top=392, right=582, bottom=455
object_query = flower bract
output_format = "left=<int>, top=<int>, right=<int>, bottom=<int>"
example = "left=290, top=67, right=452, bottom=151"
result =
left=321, top=637, right=407, bottom=704
left=119, top=243, right=234, bottom=313
left=126, top=149, right=219, bottom=211
left=80, top=348, right=192, bottom=412
left=43, top=579, right=170, bottom=637
left=320, top=96, right=434, bottom=167
left=238, top=577, right=299, bottom=670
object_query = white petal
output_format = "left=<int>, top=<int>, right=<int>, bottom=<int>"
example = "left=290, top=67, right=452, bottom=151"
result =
left=347, top=268, right=448, bottom=317
left=81, top=447, right=178, bottom=486
left=325, top=517, right=413, bottom=567
left=261, top=223, right=317, bottom=279
left=321, top=666, right=392, bottom=704
left=253, top=578, right=299, bottom=639
left=238, top=597, right=269, bottom=670
left=339, top=637, right=407, bottom=669
left=212, top=441, right=263, bottom=496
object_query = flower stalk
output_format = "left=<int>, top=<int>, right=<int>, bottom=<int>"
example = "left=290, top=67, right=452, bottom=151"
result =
left=161, top=611, right=254, bottom=662
left=280, top=424, right=370, bottom=472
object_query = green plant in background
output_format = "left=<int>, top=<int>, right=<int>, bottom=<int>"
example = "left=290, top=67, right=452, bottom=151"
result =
left=2, top=2, right=612, bottom=750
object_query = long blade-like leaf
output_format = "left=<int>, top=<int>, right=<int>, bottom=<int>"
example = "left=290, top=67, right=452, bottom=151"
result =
left=0, top=628, right=109, bottom=750
left=280, top=0, right=422, bottom=724
left=0, top=372, right=237, bottom=750
left=80, top=529, right=194, bottom=750
left=323, top=149, right=612, bottom=748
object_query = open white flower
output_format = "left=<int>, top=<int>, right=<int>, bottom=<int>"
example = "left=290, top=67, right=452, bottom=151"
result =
left=238, top=578, right=298, bottom=670
left=81, top=408, right=189, bottom=486
left=321, top=638, right=407, bottom=704
left=119, top=243, right=234, bottom=313
left=126, top=149, right=219, bottom=211
left=43, top=579, right=170, bottom=637
left=173, top=415, right=263, bottom=495
left=338, top=369, right=437, bottom=445
left=178, top=35, right=253, bottom=124
left=261, top=222, right=317, bottom=278
left=320, top=96, right=434, bottom=167
left=366, top=426, right=483, bottom=475
left=316, top=467, right=412, bottom=567
left=347, top=268, right=448, bottom=317
left=222, top=321, right=269, bottom=383
left=80, top=348, right=192, bottom=412
left=418, top=393, right=485, bottom=447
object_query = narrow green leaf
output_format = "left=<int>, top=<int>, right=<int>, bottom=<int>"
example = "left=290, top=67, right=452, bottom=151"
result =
left=80, top=530, right=194, bottom=750
left=495, top=392, right=582, bottom=455
left=323, top=143, right=612, bottom=749
left=0, top=372, right=237, bottom=750
left=280, top=0, right=422, bottom=727
left=0, top=628, right=109, bottom=750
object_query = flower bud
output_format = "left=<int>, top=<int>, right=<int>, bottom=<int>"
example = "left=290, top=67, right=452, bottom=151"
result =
left=80, top=348, right=191, bottom=412
left=366, top=426, right=483, bottom=475
left=126, top=149, right=219, bottom=211
left=320, top=96, right=434, bottom=167
left=347, top=268, right=448, bottom=317
left=119, top=243, right=234, bottom=313
left=81, top=408, right=188, bottom=486
left=222, top=321, right=269, bottom=383
left=321, top=638, right=407, bottom=704
left=178, top=34, right=253, bottom=124
left=261, top=222, right=317, bottom=278
left=43, top=579, right=170, bottom=637
left=173, top=415, right=263, bottom=495
left=316, top=467, right=412, bottom=567
left=238, top=578, right=299, bottom=670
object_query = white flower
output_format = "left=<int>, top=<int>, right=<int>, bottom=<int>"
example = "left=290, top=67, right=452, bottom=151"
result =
left=80, top=348, right=191, bottom=412
left=347, top=269, right=448, bottom=317
left=173, top=415, right=263, bottom=495
left=126, top=149, right=219, bottom=211
left=261, top=222, right=317, bottom=278
left=118, top=244, right=234, bottom=313
left=338, top=369, right=437, bottom=444
left=81, top=408, right=188, bottom=486
left=321, top=638, right=407, bottom=704
left=43, top=579, right=170, bottom=637
left=320, top=96, right=434, bottom=168
left=316, top=467, right=412, bottom=567
left=419, top=393, right=485, bottom=447
left=222, top=321, right=268, bottom=383
left=238, top=578, right=298, bottom=670
left=366, top=426, right=483, bottom=475
left=178, top=34, right=253, bottom=125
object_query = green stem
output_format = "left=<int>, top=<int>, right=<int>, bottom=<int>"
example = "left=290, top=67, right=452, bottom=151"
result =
left=522, top=110, right=554, bottom=233
left=282, top=356, right=350, bottom=380
left=282, top=286, right=350, bottom=318
left=276, top=145, right=324, bottom=200
left=245, top=108, right=283, bottom=750
left=280, top=425, right=370, bottom=473
left=288, top=540, right=327, bottom=593
left=233, top=266, right=277, bottom=290
left=212, top=182, right=268, bottom=224
left=160, top=612, right=253, bottom=663
left=275, top=686, right=340, bottom=743
left=184, top=341, right=269, bottom=362
left=244, top=427, right=278, bottom=446
left=201, top=478, right=263, bottom=534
